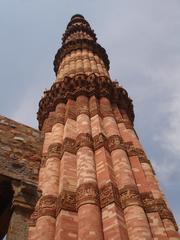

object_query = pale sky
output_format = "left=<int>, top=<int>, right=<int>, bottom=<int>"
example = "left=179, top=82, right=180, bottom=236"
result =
left=0, top=0, right=180, bottom=228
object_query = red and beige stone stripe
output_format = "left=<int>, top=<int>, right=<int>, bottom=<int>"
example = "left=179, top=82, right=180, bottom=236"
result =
left=100, top=97, right=153, bottom=240
left=55, top=99, right=78, bottom=240
left=113, top=104, right=178, bottom=239
left=31, top=104, right=65, bottom=240
left=56, top=49, right=109, bottom=81
left=89, top=96, right=129, bottom=240
left=76, top=95, right=104, bottom=240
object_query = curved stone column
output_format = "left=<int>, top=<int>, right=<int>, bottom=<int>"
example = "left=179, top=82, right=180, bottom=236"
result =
left=36, top=104, right=65, bottom=240
left=76, top=96, right=104, bottom=240
left=163, top=219, right=180, bottom=239
left=55, top=99, right=78, bottom=240
left=100, top=97, right=152, bottom=240
left=113, top=105, right=174, bottom=238
left=89, top=96, right=129, bottom=240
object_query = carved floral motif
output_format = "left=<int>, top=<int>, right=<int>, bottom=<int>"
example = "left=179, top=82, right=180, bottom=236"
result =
left=63, top=137, right=76, bottom=155
left=108, top=135, right=125, bottom=152
left=56, top=190, right=76, bottom=215
left=141, top=192, right=156, bottom=213
left=76, top=182, right=99, bottom=209
left=119, top=184, right=142, bottom=209
left=38, top=195, right=57, bottom=218
left=141, top=193, right=178, bottom=230
left=76, top=133, right=93, bottom=151
left=100, top=182, right=120, bottom=208
left=48, top=143, right=62, bottom=158
left=93, top=133, right=108, bottom=151
left=127, top=146, right=145, bottom=158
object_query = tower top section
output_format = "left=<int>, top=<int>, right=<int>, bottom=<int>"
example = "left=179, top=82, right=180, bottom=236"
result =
left=53, top=15, right=110, bottom=76
left=38, top=15, right=135, bottom=130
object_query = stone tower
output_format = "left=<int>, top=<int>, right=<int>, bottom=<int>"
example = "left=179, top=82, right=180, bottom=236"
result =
left=28, top=15, right=179, bottom=240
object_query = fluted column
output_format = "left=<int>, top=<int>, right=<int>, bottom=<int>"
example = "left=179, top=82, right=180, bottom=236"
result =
left=113, top=105, right=177, bottom=239
left=35, top=104, right=65, bottom=240
left=89, top=96, right=129, bottom=240
left=163, top=219, right=180, bottom=239
left=100, top=97, right=152, bottom=240
left=113, top=105, right=164, bottom=197
left=55, top=99, right=78, bottom=240
left=76, top=96, right=104, bottom=240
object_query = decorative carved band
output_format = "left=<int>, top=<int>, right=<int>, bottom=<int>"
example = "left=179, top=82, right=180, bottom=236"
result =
left=63, top=137, right=76, bottom=155
left=100, top=182, right=121, bottom=208
left=119, top=184, right=142, bottom=209
left=108, top=135, right=125, bottom=152
left=38, top=195, right=57, bottom=218
left=126, top=146, right=156, bottom=174
left=38, top=74, right=134, bottom=130
left=48, top=143, right=62, bottom=158
left=68, top=15, right=90, bottom=28
left=141, top=192, right=156, bottom=213
left=76, top=108, right=89, bottom=117
left=156, top=199, right=178, bottom=230
left=62, top=24, right=97, bottom=44
left=141, top=192, right=178, bottom=230
left=76, top=182, right=100, bottom=209
left=76, top=133, right=93, bottom=151
left=138, top=156, right=150, bottom=164
left=56, top=190, right=76, bottom=215
left=93, top=133, right=108, bottom=151
left=127, top=146, right=145, bottom=158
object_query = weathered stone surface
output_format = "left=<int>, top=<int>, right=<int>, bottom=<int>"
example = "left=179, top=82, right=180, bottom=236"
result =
left=0, top=115, right=42, bottom=183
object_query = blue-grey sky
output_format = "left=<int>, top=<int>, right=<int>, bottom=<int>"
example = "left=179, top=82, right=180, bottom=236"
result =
left=0, top=0, right=180, bottom=228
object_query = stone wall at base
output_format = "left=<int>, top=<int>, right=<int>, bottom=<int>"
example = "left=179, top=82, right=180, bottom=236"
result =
left=0, top=115, right=42, bottom=183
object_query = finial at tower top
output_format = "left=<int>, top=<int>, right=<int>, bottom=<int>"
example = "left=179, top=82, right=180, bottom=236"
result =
left=71, top=14, right=84, bottom=20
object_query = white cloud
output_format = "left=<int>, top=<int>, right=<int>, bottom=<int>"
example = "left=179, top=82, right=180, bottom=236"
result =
left=160, top=94, right=180, bottom=156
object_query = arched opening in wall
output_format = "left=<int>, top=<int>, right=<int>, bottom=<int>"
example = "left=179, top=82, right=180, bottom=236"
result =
left=0, top=175, right=14, bottom=240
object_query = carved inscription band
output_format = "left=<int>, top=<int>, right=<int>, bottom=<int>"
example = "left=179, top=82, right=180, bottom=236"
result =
left=100, top=182, right=120, bottom=208
left=44, top=136, right=154, bottom=165
left=126, top=145, right=156, bottom=174
left=76, top=182, right=99, bottom=209
left=76, top=133, right=93, bottom=151
left=29, top=185, right=178, bottom=231
left=38, top=195, right=57, bottom=218
left=119, top=184, right=142, bottom=209
left=93, top=133, right=108, bottom=151
left=56, top=190, right=76, bottom=215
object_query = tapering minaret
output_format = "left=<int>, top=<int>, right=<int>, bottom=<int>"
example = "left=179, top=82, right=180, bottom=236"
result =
left=29, top=15, right=179, bottom=240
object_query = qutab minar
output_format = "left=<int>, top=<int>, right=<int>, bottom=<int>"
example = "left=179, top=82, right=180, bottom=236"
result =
left=28, top=14, right=179, bottom=240
left=0, top=14, right=171, bottom=240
